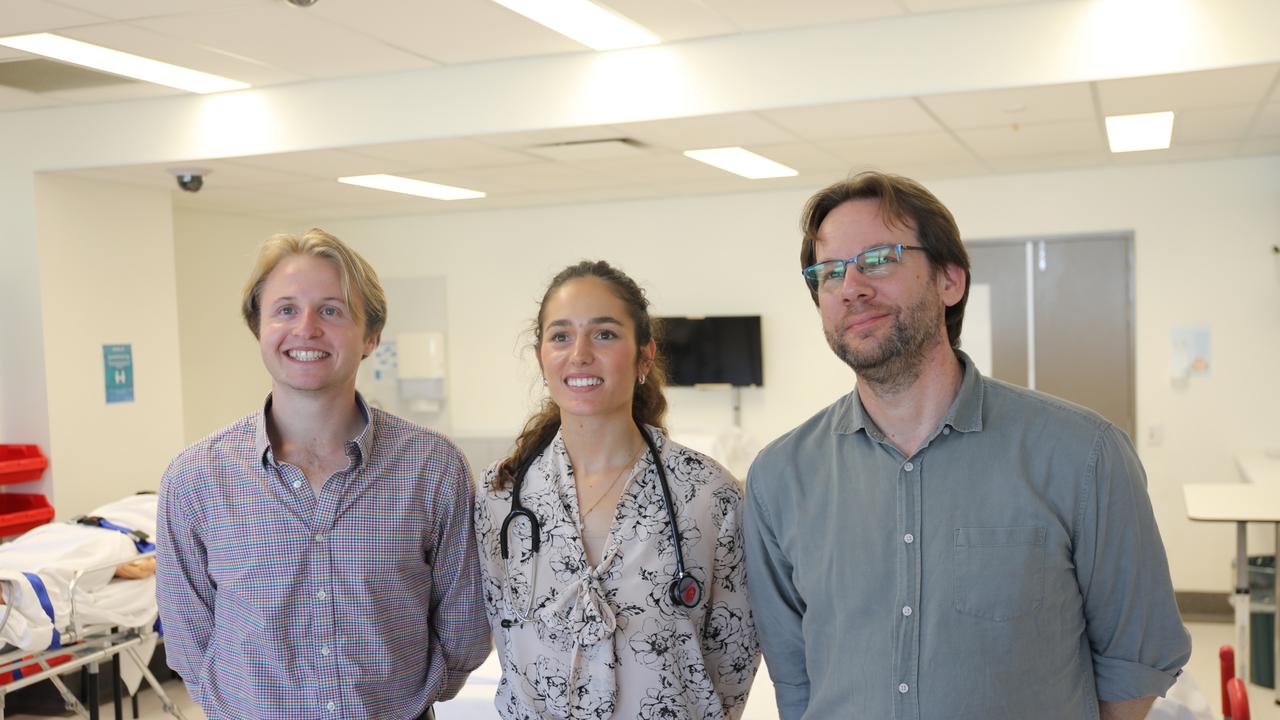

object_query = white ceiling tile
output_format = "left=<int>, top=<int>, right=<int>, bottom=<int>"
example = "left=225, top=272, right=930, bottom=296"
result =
left=921, top=83, right=1094, bottom=130
left=0, top=83, right=61, bottom=110
left=349, top=138, right=540, bottom=171
left=985, top=152, right=1112, bottom=175
left=1109, top=141, right=1238, bottom=166
left=132, top=5, right=435, bottom=80
left=699, top=0, right=903, bottom=33
left=1171, top=105, right=1256, bottom=145
left=49, top=0, right=262, bottom=21
left=600, top=0, right=738, bottom=42
left=890, top=159, right=990, bottom=180
left=450, top=162, right=623, bottom=192
left=41, top=81, right=180, bottom=103
left=741, top=142, right=846, bottom=173
left=307, top=0, right=584, bottom=65
left=820, top=131, right=977, bottom=166
left=1252, top=103, right=1280, bottom=137
left=956, top=119, right=1103, bottom=159
left=763, top=98, right=940, bottom=141
left=480, top=125, right=626, bottom=150
left=60, top=22, right=304, bottom=86
left=902, top=0, right=1037, bottom=13
left=387, top=168, right=526, bottom=195
left=571, top=154, right=739, bottom=183
left=0, top=0, right=105, bottom=35
left=612, top=112, right=798, bottom=151
left=1097, top=64, right=1280, bottom=115
left=234, top=149, right=412, bottom=180
left=1240, top=135, right=1280, bottom=155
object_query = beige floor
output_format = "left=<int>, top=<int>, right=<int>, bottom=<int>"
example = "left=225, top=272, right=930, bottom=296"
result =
left=4, top=621, right=1275, bottom=719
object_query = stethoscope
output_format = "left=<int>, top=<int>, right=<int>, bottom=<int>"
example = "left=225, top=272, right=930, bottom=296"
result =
left=499, top=420, right=703, bottom=628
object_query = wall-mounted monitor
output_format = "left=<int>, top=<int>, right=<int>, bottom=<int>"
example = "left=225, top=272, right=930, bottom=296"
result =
left=657, top=315, right=763, bottom=387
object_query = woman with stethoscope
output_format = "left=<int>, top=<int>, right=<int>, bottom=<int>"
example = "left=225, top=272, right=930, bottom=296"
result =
left=474, top=260, right=759, bottom=720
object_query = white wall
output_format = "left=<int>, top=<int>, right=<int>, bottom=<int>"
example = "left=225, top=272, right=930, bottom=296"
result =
left=171, top=209, right=295, bottom=444
left=34, top=175, right=187, bottom=518
left=192, top=154, right=1280, bottom=593
left=164, top=157, right=1280, bottom=593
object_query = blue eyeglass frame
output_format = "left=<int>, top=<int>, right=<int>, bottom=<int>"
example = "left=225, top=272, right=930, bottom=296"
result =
left=801, top=243, right=926, bottom=291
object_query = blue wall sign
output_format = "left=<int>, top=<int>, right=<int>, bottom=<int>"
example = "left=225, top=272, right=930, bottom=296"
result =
left=103, top=344, right=134, bottom=404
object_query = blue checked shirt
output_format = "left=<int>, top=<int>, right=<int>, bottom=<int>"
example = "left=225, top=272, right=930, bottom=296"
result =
left=157, top=395, right=490, bottom=720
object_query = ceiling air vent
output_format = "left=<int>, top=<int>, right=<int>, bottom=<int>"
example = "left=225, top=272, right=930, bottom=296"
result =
left=525, top=138, right=648, bottom=162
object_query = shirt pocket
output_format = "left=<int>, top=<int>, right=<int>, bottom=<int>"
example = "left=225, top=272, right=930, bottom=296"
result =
left=952, top=526, right=1046, bottom=622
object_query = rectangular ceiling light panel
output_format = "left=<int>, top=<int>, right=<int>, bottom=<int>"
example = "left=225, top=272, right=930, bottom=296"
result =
left=683, top=147, right=799, bottom=179
left=0, top=33, right=249, bottom=94
left=1105, top=111, right=1175, bottom=153
left=338, top=174, right=486, bottom=200
left=491, top=0, right=659, bottom=50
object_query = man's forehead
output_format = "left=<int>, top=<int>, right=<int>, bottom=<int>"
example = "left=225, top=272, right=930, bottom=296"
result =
left=816, top=201, right=915, bottom=252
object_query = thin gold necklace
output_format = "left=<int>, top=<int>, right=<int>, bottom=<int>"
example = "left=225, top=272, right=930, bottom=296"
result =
left=580, top=446, right=643, bottom=519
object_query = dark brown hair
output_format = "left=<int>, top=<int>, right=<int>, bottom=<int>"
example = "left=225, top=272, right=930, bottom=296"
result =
left=494, top=260, right=668, bottom=490
left=800, top=171, right=971, bottom=348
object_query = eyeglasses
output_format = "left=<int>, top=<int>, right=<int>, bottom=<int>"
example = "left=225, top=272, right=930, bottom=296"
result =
left=801, top=244, right=926, bottom=293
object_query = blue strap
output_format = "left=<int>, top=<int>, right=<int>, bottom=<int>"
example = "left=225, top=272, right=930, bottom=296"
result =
left=21, top=572, right=61, bottom=650
left=77, top=516, right=155, bottom=553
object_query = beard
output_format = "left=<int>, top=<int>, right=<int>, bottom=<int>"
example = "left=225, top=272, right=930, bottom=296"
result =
left=825, top=288, right=946, bottom=393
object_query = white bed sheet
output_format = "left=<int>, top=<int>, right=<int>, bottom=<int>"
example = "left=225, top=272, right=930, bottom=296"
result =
left=0, top=494, right=159, bottom=652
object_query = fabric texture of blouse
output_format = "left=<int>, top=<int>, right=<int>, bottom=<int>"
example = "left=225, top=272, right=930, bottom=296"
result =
left=475, top=426, right=759, bottom=719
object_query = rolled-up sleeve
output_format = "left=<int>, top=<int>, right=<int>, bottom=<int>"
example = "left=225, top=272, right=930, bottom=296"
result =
left=427, top=449, right=491, bottom=701
left=744, top=463, right=810, bottom=720
left=155, top=458, right=216, bottom=704
left=1074, top=423, right=1191, bottom=701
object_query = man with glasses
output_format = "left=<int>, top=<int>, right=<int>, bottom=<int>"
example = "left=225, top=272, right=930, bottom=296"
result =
left=743, top=172, right=1189, bottom=720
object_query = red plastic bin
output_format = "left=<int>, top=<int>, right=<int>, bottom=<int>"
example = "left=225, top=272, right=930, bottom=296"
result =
left=0, top=444, right=48, bottom=484
left=0, top=493, right=55, bottom=536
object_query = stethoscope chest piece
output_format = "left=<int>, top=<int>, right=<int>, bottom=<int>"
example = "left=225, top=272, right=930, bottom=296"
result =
left=669, top=573, right=703, bottom=609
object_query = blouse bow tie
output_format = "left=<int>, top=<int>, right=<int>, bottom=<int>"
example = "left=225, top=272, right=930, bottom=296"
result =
left=539, top=571, right=617, bottom=647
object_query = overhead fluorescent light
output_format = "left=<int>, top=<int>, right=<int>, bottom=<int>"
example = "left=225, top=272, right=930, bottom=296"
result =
left=1105, top=111, right=1175, bottom=153
left=0, top=33, right=249, bottom=94
left=683, top=147, right=799, bottom=179
left=491, top=0, right=659, bottom=51
left=338, top=174, right=485, bottom=201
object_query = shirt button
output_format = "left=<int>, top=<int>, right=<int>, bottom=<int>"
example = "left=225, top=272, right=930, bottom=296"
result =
left=320, top=646, right=331, bottom=657
left=902, top=606, right=912, bottom=617
left=898, top=683, right=910, bottom=694
left=326, top=701, right=336, bottom=711
left=903, top=461, right=914, bottom=471
left=316, top=590, right=327, bottom=600
left=292, top=480, right=302, bottom=490
left=943, top=427, right=951, bottom=435
left=903, top=533, right=914, bottom=544
left=314, top=534, right=326, bottom=543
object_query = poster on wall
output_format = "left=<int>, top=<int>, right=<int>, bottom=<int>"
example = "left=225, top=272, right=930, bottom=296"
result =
left=103, top=343, right=134, bottom=404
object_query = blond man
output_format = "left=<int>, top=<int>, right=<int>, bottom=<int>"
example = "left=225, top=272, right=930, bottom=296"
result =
left=157, top=229, right=488, bottom=720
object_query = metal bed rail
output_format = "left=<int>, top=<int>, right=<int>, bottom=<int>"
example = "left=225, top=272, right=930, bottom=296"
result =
left=0, top=551, right=190, bottom=719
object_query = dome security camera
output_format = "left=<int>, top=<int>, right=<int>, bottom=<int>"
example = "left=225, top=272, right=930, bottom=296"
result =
left=168, top=167, right=210, bottom=193
left=285, top=0, right=319, bottom=6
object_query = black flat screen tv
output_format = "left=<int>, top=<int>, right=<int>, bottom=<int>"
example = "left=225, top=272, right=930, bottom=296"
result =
left=657, top=315, right=763, bottom=387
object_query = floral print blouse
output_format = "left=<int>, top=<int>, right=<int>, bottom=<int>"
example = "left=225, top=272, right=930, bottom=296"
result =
left=475, top=426, right=759, bottom=719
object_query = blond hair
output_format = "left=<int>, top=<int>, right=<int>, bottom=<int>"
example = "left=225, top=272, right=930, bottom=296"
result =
left=240, top=228, right=387, bottom=341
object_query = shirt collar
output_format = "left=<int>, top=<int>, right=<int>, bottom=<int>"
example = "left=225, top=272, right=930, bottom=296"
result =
left=255, top=392, right=375, bottom=468
left=833, top=350, right=985, bottom=436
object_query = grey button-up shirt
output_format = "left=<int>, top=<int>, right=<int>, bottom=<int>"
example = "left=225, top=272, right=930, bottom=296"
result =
left=744, top=353, right=1190, bottom=720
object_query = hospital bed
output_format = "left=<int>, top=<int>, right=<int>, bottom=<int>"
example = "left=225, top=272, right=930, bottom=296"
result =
left=0, top=494, right=189, bottom=719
